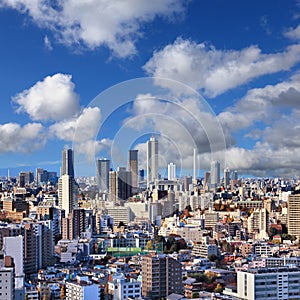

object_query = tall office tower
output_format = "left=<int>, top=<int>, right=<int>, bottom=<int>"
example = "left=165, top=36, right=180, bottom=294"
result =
left=167, top=163, right=176, bottom=180
left=129, top=150, right=138, bottom=193
left=96, top=159, right=110, bottom=192
left=109, top=168, right=132, bottom=202
left=142, top=254, right=182, bottom=299
left=288, top=194, right=300, bottom=239
left=147, top=136, right=158, bottom=187
left=232, top=170, right=238, bottom=180
left=193, top=148, right=197, bottom=183
left=61, top=148, right=74, bottom=177
left=224, top=168, right=230, bottom=188
left=36, top=168, right=44, bottom=185
left=210, top=161, right=220, bottom=187
left=19, top=171, right=34, bottom=187
left=58, top=148, right=78, bottom=216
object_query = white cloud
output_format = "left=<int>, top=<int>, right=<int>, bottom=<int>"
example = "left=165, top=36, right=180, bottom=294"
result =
left=44, top=35, right=53, bottom=50
left=218, top=73, right=300, bottom=132
left=144, top=38, right=300, bottom=97
left=0, top=0, right=187, bottom=58
left=0, top=122, right=45, bottom=153
left=284, top=24, right=300, bottom=40
left=221, top=145, right=300, bottom=177
left=123, top=93, right=226, bottom=172
left=13, top=73, right=80, bottom=122
left=50, top=106, right=101, bottom=142
left=75, top=138, right=113, bottom=163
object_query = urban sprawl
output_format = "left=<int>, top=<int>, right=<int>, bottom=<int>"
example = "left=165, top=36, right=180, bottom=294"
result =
left=1, top=137, right=300, bottom=300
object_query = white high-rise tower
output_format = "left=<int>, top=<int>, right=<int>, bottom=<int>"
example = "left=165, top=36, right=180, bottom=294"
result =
left=193, top=148, right=197, bottom=183
left=147, top=137, right=158, bottom=187
left=167, top=163, right=176, bottom=180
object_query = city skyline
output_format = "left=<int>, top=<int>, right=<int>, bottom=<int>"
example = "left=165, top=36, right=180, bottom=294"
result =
left=1, top=1, right=300, bottom=177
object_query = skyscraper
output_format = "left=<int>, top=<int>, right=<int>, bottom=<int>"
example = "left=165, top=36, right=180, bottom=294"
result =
left=96, top=159, right=110, bottom=192
left=61, top=148, right=74, bottom=177
left=147, top=137, right=158, bottom=187
left=167, top=163, right=176, bottom=180
left=193, top=148, right=197, bottom=183
left=58, top=148, right=78, bottom=216
left=232, top=170, right=238, bottom=180
left=58, top=174, right=78, bottom=216
left=109, top=167, right=132, bottom=202
left=224, top=168, right=230, bottom=188
left=129, top=150, right=138, bottom=193
left=210, top=161, right=220, bottom=187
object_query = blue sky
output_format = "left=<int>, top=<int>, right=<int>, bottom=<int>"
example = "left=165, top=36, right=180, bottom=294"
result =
left=1, top=0, right=300, bottom=178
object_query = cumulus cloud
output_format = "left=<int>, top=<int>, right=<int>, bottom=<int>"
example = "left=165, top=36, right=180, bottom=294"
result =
left=144, top=38, right=300, bottom=97
left=75, top=138, right=113, bottom=163
left=122, top=93, right=226, bottom=173
left=218, top=73, right=300, bottom=132
left=13, top=73, right=80, bottom=122
left=0, top=0, right=187, bottom=57
left=221, top=145, right=300, bottom=177
left=50, top=106, right=101, bottom=142
left=0, top=122, right=45, bottom=153
left=284, top=24, right=300, bottom=40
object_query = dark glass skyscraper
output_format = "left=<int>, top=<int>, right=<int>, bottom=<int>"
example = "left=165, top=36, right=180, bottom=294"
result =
left=61, top=148, right=74, bottom=177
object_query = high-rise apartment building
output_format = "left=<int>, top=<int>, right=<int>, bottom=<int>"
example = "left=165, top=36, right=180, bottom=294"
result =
left=96, top=159, right=110, bottom=192
left=129, top=150, right=138, bottom=193
left=58, top=175, right=78, bottom=216
left=142, top=254, right=182, bottom=299
left=147, top=137, right=158, bottom=187
left=210, top=161, right=220, bottom=187
left=288, top=194, right=300, bottom=238
left=247, top=208, right=269, bottom=239
left=167, top=163, right=176, bottom=180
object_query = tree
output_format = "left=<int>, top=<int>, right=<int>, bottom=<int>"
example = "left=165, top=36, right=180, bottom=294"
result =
left=145, top=240, right=153, bottom=250
left=60, top=285, right=66, bottom=299
left=214, top=283, right=223, bottom=293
